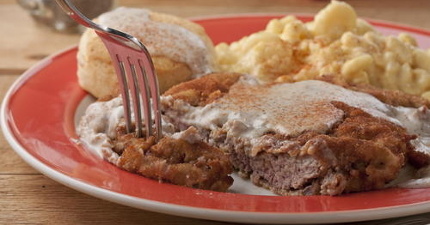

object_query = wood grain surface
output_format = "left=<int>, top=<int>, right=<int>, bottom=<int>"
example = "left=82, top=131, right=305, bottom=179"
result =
left=1, top=1, right=430, bottom=224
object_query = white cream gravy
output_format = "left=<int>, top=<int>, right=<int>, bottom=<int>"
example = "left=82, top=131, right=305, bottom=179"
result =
left=98, top=7, right=213, bottom=75
left=78, top=78, right=430, bottom=188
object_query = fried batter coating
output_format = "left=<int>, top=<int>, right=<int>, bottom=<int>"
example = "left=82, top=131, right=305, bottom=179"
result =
left=164, top=72, right=241, bottom=106
left=324, top=101, right=413, bottom=192
left=114, top=127, right=233, bottom=192
left=319, top=75, right=430, bottom=108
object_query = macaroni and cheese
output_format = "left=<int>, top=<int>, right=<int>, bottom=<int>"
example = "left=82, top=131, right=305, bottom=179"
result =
left=215, top=0, right=430, bottom=99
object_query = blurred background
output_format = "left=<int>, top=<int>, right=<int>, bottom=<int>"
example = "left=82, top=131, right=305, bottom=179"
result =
left=2, top=0, right=430, bottom=75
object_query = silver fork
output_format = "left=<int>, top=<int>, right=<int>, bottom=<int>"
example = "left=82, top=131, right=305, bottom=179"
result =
left=55, top=0, right=162, bottom=140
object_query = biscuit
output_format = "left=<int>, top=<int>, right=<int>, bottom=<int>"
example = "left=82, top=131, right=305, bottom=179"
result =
left=77, top=7, right=216, bottom=99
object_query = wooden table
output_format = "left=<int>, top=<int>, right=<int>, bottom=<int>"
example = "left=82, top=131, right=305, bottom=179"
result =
left=1, top=0, right=430, bottom=224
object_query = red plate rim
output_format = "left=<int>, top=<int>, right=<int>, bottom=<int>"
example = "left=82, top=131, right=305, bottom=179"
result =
left=2, top=14, right=430, bottom=224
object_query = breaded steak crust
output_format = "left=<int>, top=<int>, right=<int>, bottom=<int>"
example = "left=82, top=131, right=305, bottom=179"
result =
left=114, top=126, right=233, bottom=192
left=161, top=73, right=430, bottom=195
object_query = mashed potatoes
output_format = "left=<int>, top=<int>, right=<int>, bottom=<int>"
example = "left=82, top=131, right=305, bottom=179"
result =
left=215, top=0, right=430, bottom=99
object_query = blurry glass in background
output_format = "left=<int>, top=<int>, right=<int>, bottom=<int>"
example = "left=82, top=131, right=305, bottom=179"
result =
left=17, top=0, right=115, bottom=33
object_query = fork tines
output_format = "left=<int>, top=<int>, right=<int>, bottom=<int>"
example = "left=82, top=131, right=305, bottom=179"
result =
left=98, top=31, right=162, bottom=141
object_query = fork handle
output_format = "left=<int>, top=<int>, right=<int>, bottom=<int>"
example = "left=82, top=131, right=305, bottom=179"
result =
left=54, top=0, right=99, bottom=29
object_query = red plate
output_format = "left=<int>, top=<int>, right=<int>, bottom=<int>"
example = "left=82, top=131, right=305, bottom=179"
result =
left=2, top=15, right=430, bottom=224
